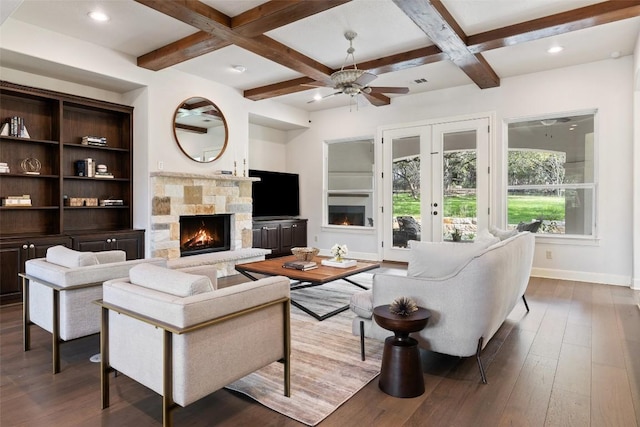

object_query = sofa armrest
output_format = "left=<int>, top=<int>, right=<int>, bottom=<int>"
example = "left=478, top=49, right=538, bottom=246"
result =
left=103, top=275, right=290, bottom=328
left=25, top=257, right=167, bottom=288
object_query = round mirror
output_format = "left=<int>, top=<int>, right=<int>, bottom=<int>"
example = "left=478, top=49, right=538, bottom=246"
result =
left=173, top=97, right=228, bottom=162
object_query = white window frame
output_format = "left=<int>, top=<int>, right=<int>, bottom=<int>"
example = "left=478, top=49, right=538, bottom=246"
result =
left=504, top=110, right=598, bottom=241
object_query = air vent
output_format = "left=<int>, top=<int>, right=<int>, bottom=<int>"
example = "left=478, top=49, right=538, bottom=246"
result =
left=414, top=78, right=428, bottom=84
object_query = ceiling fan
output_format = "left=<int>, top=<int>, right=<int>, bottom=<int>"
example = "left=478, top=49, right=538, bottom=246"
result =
left=307, top=31, right=409, bottom=105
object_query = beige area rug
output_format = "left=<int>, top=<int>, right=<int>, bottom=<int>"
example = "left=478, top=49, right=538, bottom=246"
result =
left=226, top=275, right=384, bottom=426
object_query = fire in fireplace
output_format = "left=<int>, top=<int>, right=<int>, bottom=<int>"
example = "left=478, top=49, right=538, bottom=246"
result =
left=328, top=205, right=366, bottom=226
left=180, top=214, right=231, bottom=256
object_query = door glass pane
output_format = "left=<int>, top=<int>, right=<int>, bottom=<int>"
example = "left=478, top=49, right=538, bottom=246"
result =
left=442, top=130, right=477, bottom=241
left=391, top=136, right=421, bottom=248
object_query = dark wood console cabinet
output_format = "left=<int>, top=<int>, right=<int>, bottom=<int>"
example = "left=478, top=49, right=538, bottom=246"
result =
left=252, top=218, right=307, bottom=258
left=0, top=81, right=143, bottom=305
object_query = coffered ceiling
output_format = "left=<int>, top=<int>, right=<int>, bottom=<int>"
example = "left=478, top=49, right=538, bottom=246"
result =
left=2, top=0, right=640, bottom=112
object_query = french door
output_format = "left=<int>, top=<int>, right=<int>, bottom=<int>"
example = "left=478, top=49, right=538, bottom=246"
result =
left=381, top=117, right=490, bottom=262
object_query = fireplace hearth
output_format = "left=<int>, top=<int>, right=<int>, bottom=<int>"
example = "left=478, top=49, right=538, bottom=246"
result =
left=180, top=214, right=231, bottom=256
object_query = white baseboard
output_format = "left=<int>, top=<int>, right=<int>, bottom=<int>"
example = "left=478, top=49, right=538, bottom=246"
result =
left=531, top=267, right=631, bottom=287
left=632, top=277, right=640, bottom=291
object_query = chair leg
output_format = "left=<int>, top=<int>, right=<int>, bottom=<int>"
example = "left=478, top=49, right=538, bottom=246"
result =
left=522, top=295, right=530, bottom=312
left=476, top=337, right=487, bottom=384
left=22, top=276, right=31, bottom=352
left=101, top=307, right=110, bottom=409
left=52, top=290, right=61, bottom=374
left=359, top=320, right=365, bottom=361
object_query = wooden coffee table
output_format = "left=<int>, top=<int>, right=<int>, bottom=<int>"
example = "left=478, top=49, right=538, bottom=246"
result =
left=236, top=256, right=379, bottom=321
left=373, top=305, right=431, bottom=398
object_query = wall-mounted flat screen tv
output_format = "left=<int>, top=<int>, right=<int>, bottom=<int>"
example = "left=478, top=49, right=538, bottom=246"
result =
left=249, top=169, right=300, bottom=218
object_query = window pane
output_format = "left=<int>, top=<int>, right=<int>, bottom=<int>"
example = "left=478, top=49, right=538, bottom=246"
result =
left=443, top=130, right=477, bottom=241
left=507, top=188, right=593, bottom=235
left=392, top=136, right=421, bottom=247
left=507, top=113, right=595, bottom=236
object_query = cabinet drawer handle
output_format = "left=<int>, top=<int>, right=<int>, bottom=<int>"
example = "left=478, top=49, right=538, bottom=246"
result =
left=292, top=224, right=297, bottom=228
left=22, top=244, right=28, bottom=250
left=112, top=238, right=117, bottom=242
left=106, top=239, right=112, bottom=243
left=262, top=226, right=268, bottom=230
left=29, top=244, right=35, bottom=249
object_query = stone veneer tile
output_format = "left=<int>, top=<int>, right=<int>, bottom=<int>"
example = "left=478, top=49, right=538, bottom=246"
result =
left=227, top=203, right=252, bottom=213
left=165, top=184, right=184, bottom=197
left=239, top=181, right=252, bottom=197
left=170, top=223, right=180, bottom=241
left=152, top=222, right=170, bottom=231
left=151, top=215, right=179, bottom=224
left=152, top=230, right=171, bottom=242
left=213, top=187, right=239, bottom=197
left=184, top=186, right=203, bottom=204
left=195, top=205, right=216, bottom=214
left=152, top=196, right=171, bottom=215
left=241, top=228, right=252, bottom=248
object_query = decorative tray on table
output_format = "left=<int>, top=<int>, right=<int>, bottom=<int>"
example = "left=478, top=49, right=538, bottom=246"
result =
left=321, top=258, right=357, bottom=268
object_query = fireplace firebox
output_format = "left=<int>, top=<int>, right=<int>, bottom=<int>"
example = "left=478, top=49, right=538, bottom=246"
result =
left=328, top=205, right=365, bottom=226
left=180, top=214, right=231, bottom=256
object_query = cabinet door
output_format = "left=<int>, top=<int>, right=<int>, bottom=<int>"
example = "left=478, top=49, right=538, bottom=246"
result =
left=112, top=231, right=144, bottom=260
left=0, top=243, right=24, bottom=305
left=252, top=226, right=263, bottom=249
left=292, top=220, right=307, bottom=247
left=0, top=236, right=71, bottom=305
left=258, top=223, right=280, bottom=255
left=74, top=236, right=110, bottom=253
left=279, top=222, right=295, bottom=254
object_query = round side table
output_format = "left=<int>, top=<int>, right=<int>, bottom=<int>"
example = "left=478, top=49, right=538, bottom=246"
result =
left=373, top=305, right=431, bottom=398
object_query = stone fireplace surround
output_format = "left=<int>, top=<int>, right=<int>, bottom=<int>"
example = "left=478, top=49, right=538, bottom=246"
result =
left=150, top=172, right=269, bottom=276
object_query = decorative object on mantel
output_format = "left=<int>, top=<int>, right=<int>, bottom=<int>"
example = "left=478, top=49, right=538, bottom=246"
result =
left=291, top=247, right=319, bottom=261
left=389, top=296, right=419, bottom=316
left=20, top=157, right=41, bottom=175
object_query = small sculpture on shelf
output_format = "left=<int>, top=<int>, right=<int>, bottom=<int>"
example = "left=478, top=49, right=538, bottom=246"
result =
left=21, top=157, right=41, bottom=175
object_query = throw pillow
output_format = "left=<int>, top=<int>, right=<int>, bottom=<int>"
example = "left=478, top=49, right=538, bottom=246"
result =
left=489, top=226, right=518, bottom=241
left=129, top=263, right=214, bottom=297
left=476, top=228, right=500, bottom=245
left=407, top=238, right=495, bottom=278
left=46, top=245, right=99, bottom=268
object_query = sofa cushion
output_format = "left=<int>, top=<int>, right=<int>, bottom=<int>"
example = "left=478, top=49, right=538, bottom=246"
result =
left=350, top=289, right=373, bottom=318
left=407, top=236, right=497, bottom=278
left=46, top=245, right=98, bottom=268
left=489, top=226, right=518, bottom=241
left=129, top=263, right=214, bottom=297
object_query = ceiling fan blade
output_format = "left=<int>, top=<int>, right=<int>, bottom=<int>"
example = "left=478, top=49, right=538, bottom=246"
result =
left=354, top=71, right=377, bottom=87
left=307, top=91, right=343, bottom=103
left=365, top=86, right=409, bottom=94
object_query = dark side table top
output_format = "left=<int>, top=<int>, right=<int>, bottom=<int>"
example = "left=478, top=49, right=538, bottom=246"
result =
left=373, top=305, right=431, bottom=334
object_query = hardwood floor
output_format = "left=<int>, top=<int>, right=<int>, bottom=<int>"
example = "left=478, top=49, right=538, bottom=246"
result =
left=1, top=275, right=638, bottom=426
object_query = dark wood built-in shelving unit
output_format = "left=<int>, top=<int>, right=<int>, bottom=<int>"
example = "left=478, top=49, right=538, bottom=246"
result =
left=0, top=81, right=144, bottom=305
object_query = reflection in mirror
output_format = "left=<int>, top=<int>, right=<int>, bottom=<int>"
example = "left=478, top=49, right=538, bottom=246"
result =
left=325, top=138, right=375, bottom=227
left=173, top=97, right=228, bottom=162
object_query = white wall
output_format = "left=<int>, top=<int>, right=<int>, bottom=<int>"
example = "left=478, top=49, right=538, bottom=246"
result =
left=248, top=123, right=288, bottom=172
left=289, top=57, right=635, bottom=286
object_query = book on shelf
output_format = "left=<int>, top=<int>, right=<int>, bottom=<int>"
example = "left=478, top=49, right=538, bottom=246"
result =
left=282, top=260, right=318, bottom=271
left=81, top=136, right=107, bottom=146
left=75, top=158, right=95, bottom=177
left=0, top=162, right=9, bottom=173
left=99, top=199, right=124, bottom=206
left=94, top=172, right=114, bottom=179
left=2, top=195, right=31, bottom=206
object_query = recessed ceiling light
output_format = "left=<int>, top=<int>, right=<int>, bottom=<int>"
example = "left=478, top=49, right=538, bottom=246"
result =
left=313, top=93, right=323, bottom=101
left=88, top=11, right=110, bottom=22
left=547, top=46, right=563, bottom=54
left=232, top=65, right=246, bottom=73
left=610, top=51, right=621, bottom=59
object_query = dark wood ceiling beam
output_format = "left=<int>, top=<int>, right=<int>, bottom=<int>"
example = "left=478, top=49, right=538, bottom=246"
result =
left=135, top=0, right=333, bottom=82
left=138, top=31, right=231, bottom=71
left=232, top=0, right=350, bottom=36
left=467, top=0, right=640, bottom=53
left=392, top=0, right=500, bottom=88
left=245, top=77, right=318, bottom=101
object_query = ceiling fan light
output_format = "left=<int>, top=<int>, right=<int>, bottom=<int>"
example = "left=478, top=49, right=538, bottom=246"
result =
left=330, top=69, right=365, bottom=85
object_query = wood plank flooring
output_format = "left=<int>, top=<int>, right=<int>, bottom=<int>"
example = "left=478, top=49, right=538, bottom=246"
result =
left=1, top=275, right=638, bottom=426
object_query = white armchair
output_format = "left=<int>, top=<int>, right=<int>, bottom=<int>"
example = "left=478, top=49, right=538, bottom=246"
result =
left=97, top=264, right=291, bottom=427
left=21, top=245, right=166, bottom=373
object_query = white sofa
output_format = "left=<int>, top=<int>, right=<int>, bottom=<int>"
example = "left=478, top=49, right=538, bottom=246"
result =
left=350, top=231, right=535, bottom=383
left=98, top=264, right=291, bottom=427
